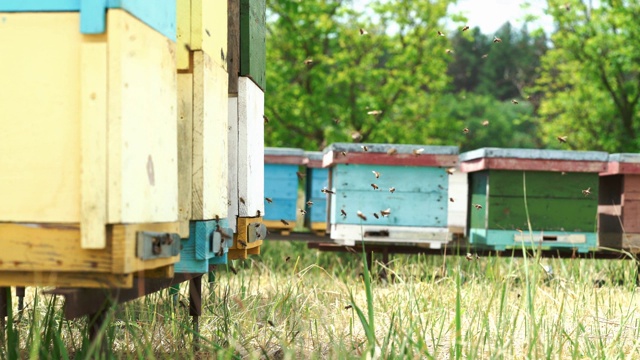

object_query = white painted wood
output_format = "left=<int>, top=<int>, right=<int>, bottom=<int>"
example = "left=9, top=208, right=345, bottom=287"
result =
left=237, top=77, right=264, bottom=217
left=330, top=224, right=451, bottom=247
left=514, top=233, right=586, bottom=244
left=107, top=10, right=178, bottom=223
left=192, top=51, right=229, bottom=220
left=448, top=170, right=468, bottom=235
left=80, top=39, right=108, bottom=249
left=227, top=96, right=239, bottom=230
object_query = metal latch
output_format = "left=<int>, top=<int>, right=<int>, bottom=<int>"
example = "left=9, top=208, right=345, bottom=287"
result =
left=136, top=231, right=181, bottom=260
left=248, top=222, right=267, bottom=243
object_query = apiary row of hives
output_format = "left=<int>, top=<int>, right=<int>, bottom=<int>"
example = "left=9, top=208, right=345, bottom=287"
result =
left=0, top=0, right=267, bottom=288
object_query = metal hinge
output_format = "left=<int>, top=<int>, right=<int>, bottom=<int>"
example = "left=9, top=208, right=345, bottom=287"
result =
left=136, top=231, right=181, bottom=260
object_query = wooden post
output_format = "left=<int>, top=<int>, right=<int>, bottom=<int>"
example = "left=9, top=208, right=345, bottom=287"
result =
left=15, top=287, right=25, bottom=312
left=189, top=275, right=203, bottom=352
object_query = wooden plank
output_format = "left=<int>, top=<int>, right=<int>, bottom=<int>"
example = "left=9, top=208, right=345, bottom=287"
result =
left=0, top=271, right=132, bottom=289
left=238, top=77, right=264, bottom=217
left=177, top=73, right=194, bottom=237
left=107, top=9, right=178, bottom=224
left=468, top=171, right=488, bottom=230
left=329, top=224, right=450, bottom=247
left=623, top=175, right=640, bottom=201
left=80, top=36, right=108, bottom=249
left=488, top=197, right=597, bottom=231
left=461, top=158, right=606, bottom=173
left=447, top=170, right=468, bottom=233
left=192, top=51, right=229, bottom=220
left=227, top=0, right=240, bottom=94
left=489, top=170, right=600, bottom=199
left=331, top=164, right=448, bottom=193
left=623, top=200, right=640, bottom=233
left=0, top=13, right=82, bottom=222
left=227, top=96, right=239, bottom=230
left=264, top=155, right=307, bottom=165
left=176, top=0, right=191, bottom=71
left=110, top=222, right=181, bottom=274
left=240, top=0, right=266, bottom=90
left=324, top=152, right=458, bottom=167
left=191, top=0, right=227, bottom=69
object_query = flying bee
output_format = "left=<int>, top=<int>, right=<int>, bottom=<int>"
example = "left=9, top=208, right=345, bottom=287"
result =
left=215, top=214, right=220, bottom=222
left=321, top=188, right=335, bottom=194
left=493, top=36, right=502, bottom=43
left=303, top=58, right=313, bottom=65
left=367, top=110, right=383, bottom=116
left=359, top=28, right=368, bottom=35
left=462, top=25, right=470, bottom=31
left=296, top=171, right=305, bottom=180
left=437, top=31, right=445, bottom=36
left=256, top=210, right=261, bottom=217
left=557, top=136, right=568, bottom=143
left=445, top=49, right=454, bottom=54
left=306, top=200, right=314, bottom=206
left=446, top=167, right=456, bottom=175
left=450, top=197, right=454, bottom=202
left=265, top=197, right=273, bottom=204
left=373, top=213, right=379, bottom=219
left=344, top=305, right=353, bottom=310
left=582, top=187, right=592, bottom=196
left=380, top=208, right=391, bottom=216
left=561, top=171, right=567, bottom=176
left=285, top=256, right=291, bottom=262
left=482, top=120, right=489, bottom=126
left=463, top=127, right=470, bottom=134
left=238, top=240, right=247, bottom=248
left=240, top=197, right=245, bottom=204
left=371, top=183, right=379, bottom=190
left=389, top=187, right=396, bottom=193
left=387, top=148, right=397, bottom=155
left=361, top=145, right=369, bottom=152
left=516, top=228, right=523, bottom=233
left=229, top=265, right=238, bottom=275
left=341, top=151, right=347, bottom=157
left=357, top=211, right=367, bottom=221
left=511, top=99, right=519, bottom=105
left=413, top=148, right=424, bottom=156
left=333, top=118, right=340, bottom=124
left=372, top=170, right=380, bottom=178
left=481, top=54, right=488, bottom=59
left=300, top=208, right=307, bottom=215
left=280, top=219, right=290, bottom=226
left=263, top=115, right=269, bottom=124
left=474, top=204, right=483, bottom=210
left=351, top=131, right=362, bottom=141
left=268, top=320, right=275, bottom=327
left=465, top=253, right=474, bottom=261
left=341, top=209, right=347, bottom=218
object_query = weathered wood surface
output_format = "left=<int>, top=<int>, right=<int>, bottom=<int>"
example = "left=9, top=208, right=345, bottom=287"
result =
left=0, top=271, right=132, bottom=288
left=330, top=224, right=450, bottom=247
left=191, top=0, right=227, bottom=69
left=227, top=96, right=239, bottom=230
left=227, top=0, right=240, bottom=94
left=447, top=170, right=468, bottom=235
left=323, top=143, right=458, bottom=167
left=110, top=222, right=181, bottom=274
left=176, top=0, right=192, bottom=70
left=228, top=216, right=263, bottom=260
left=177, top=72, right=194, bottom=237
left=264, top=147, right=306, bottom=164
left=240, top=0, right=266, bottom=90
left=461, top=158, right=607, bottom=173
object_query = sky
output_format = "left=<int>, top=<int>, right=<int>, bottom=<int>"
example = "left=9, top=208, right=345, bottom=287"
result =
left=449, top=0, right=555, bottom=34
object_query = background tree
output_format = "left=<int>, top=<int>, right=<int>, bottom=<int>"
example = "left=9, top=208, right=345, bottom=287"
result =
left=534, top=0, right=640, bottom=152
left=265, top=0, right=457, bottom=150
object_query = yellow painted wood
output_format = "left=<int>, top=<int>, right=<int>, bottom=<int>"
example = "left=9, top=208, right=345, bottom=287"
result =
left=228, top=216, right=263, bottom=259
left=177, top=73, right=194, bottom=237
left=191, top=0, right=228, bottom=69
left=0, top=13, right=82, bottom=222
left=192, top=51, right=229, bottom=220
left=176, top=0, right=192, bottom=70
left=81, top=36, right=108, bottom=249
left=107, top=9, right=178, bottom=224
left=0, top=271, right=132, bottom=289
left=110, top=222, right=181, bottom=274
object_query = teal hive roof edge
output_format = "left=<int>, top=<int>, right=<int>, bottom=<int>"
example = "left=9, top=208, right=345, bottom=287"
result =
left=0, top=0, right=176, bottom=41
left=609, top=153, right=640, bottom=163
left=323, top=143, right=459, bottom=155
left=459, top=147, right=608, bottom=162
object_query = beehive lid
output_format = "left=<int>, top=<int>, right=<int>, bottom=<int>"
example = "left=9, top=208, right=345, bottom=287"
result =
left=264, top=147, right=306, bottom=165
left=304, top=151, right=324, bottom=168
left=603, top=153, right=640, bottom=175
left=322, top=143, right=458, bottom=167
left=460, top=147, right=608, bottom=173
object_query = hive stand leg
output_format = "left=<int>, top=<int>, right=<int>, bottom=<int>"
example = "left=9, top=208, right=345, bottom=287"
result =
left=15, top=287, right=25, bottom=313
left=169, top=284, right=180, bottom=306
left=88, top=307, right=108, bottom=355
left=189, top=275, right=203, bottom=352
left=380, top=248, right=391, bottom=283
left=208, top=269, right=216, bottom=294
left=0, top=287, right=8, bottom=331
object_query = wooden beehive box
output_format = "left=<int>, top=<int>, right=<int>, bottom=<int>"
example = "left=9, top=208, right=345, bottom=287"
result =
left=263, top=148, right=305, bottom=235
left=322, top=143, right=458, bottom=247
left=226, top=0, right=266, bottom=260
left=175, top=0, right=233, bottom=272
left=599, top=153, right=640, bottom=252
left=460, top=148, right=608, bottom=253
left=304, top=152, right=330, bottom=235
left=0, top=2, right=180, bottom=288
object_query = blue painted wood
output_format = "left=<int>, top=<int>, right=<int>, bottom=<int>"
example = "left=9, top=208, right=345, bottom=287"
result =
left=460, top=147, right=608, bottom=162
left=469, top=229, right=596, bottom=253
left=0, top=0, right=176, bottom=40
left=306, top=167, right=329, bottom=224
left=329, top=164, right=448, bottom=227
left=264, top=163, right=299, bottom=221
left=175, top=219, right=231, bottom=273
left=324, top=143, right=458, bottom=155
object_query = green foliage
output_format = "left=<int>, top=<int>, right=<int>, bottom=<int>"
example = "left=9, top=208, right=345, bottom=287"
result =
left=265, top=0, right=457, bottom=150
left=534, top=0, right=640, bottom=152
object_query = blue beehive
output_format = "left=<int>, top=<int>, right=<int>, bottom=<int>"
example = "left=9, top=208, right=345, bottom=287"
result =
left=264, top=148, right=305, bottom=235
left=304, top=152, right=329, bottom=235
left=460, top=148, right=608, bottom=253
left=175, top=219, right=234, bottom=273
left=323, top=143, right=458, bottom=247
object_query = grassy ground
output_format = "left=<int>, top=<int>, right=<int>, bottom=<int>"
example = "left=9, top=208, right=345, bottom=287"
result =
left=3, top=240, right=640, bottom=359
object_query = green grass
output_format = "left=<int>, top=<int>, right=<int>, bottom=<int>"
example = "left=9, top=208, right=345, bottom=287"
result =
left=2, top=240, right=640, bottom=359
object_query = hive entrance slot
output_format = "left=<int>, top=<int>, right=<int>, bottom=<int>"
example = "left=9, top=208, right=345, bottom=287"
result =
left=364, top=230, right=389, bottom=237
left=542, top=235, right=557, bottom=241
